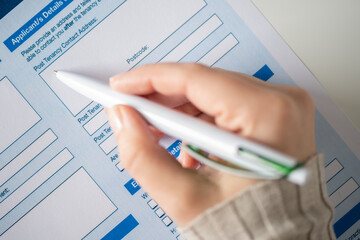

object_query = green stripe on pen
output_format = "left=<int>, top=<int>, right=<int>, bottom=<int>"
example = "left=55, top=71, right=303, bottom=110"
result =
left=188, top=144, right=301, bottom=176
left=238, top=148, right=299, bottom=175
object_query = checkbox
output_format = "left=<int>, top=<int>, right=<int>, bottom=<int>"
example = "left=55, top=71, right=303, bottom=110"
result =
left=162, top=216, right=173, bottom=226
left=116, top=163, right=124, bottom=172
left=155, top=207, right=165, bottom=218
left=176, top=235, right=186, bottom=240
left=147, top=199, right=158, bottom=209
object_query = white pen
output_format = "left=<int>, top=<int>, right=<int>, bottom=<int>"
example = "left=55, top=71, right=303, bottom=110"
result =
left=54, top=70, right=307, bottom=184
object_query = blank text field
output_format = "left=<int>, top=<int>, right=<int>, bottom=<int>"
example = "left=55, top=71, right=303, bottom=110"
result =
left=160, top=15, right=222, bottom=63
left=198, top=33, right=238, bottom=66
left=39, top=71, right=93, bottom=116
left=0, top=77, right=41, bottom=153
left=2, top=168, right=117, bottom=240
left=0, top=129, right=57, bottom=187
left=83, top=111, right=108, bottom=135
left=39, top=0, right=206, bottom=116
left=99, top=135, right=117, bottom=155
left=0, top=148, right=73, bottom=219
left=325, top=158, right=343, bottom=182
left=329, top=178, right=359, bottom=207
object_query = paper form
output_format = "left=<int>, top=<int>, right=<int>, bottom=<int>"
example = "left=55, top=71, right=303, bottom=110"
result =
left=0, top=0, right=359, bottom=239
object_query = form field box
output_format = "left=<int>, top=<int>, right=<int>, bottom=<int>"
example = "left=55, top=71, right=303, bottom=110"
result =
left=100, top=135, right=117, bottom=155
left=325, top=158, right=344, bottom=182
left=0, top=77, right=41, bottom=153
left=0, top=129, right=57, bottom=187
left=84, top=111, right=108, bottom=135
left=198, top=34, right=239, bottom=66
left=0, top=148, right=73, bottom=219
left=329, top=178, right=359, bottom=207
left=2, top=168, right=117, bottom=240
left=39, top=0, right=206, bottom=116
left=39, top=69, right=93, bottom=116
left=116, top=163, right=124, bottom=172
left=160, top=15, right=222, bottom=63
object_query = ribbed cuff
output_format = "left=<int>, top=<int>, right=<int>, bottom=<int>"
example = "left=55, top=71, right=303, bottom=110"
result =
left=180, top=154, right=335, bottom=240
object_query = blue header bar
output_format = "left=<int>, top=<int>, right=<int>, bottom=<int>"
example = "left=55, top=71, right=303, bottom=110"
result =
left=102, top=214, right=139, bottom=240
left=253, top=64, right=274, bottom=81
left=4, top=0, right=73, bottom=52
left=333, top=201, right=360, bottom=237
left=0, top=0, right=23, bottom=20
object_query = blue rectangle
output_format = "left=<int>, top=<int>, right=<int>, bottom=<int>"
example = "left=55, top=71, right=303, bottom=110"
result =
left=0, top=0, right=23, bottom=19
left=124, top=178, right=141, bottom=195
left=253, top=64, right=274, bottom=81
left=334, top=201, right=360, bottom=237
left=4, top=0, right=74, bottom=52
left=167, top=140, right=182, bottom=158
left=102, top=214, right=139, bottom=240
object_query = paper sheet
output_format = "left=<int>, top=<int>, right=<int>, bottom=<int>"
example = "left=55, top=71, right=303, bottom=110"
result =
left=0, top=0, right=359, bottom=239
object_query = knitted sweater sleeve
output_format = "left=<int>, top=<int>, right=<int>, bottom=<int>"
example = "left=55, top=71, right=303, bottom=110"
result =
left=180, top=154, right=336, bottom=240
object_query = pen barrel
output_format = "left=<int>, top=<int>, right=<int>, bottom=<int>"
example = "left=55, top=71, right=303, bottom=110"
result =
left=127, top=94, right=298, bottom=174
left=57, top=71, right=298, bottom=177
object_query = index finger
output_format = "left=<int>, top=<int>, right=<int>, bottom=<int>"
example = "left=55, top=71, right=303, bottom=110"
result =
left=110, top=63, right=274, bottom=130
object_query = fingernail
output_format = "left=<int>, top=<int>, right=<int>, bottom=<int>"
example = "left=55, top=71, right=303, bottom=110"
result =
left=107, top=106, right=123, bottom=133
left=109, top=77, right=118, bottom=87
left=109, top=73, right=124, bottom=85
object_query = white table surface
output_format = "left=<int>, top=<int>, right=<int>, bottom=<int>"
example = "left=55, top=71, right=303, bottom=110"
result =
left=252, top=0, right=360, bottom=130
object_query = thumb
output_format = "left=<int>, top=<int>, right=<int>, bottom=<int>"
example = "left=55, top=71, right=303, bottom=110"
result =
left=106, top=105, right=193, bottom=198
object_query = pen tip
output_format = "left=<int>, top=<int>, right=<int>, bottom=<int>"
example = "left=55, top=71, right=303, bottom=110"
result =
left=54, top=70, right=58, bottom=74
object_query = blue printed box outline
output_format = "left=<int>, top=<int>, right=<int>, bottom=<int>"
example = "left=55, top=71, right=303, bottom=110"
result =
left=155, top=13, right=223, bottom=64
left=0, top=129, right=58, bottom=192
left=79, top=167, right=118, bottom=240
left=0, top=148, right=74, bottom=223
left=325, top=157, right=344, bottom=183
left=0, top=76, right=42, bottom=155
left=329, top=177, right=360, bottom=208
left=82, top=108, right=109, bottom=136
left=1, top=166, right=118, bottom=239
left=38, top=0, right=206, bottom=117
left=195, top=32, right=239, bottom=67
left=130, top=1, right=208, bottom=70
left=99, top=133, right=117, bottom=156
left=39, top=72, right=93, bottom=117
left=115, top=163, right=124, bottom=173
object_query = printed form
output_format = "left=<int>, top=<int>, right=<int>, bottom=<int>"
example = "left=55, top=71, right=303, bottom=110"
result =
left=0, top=0, right=359, bottom=239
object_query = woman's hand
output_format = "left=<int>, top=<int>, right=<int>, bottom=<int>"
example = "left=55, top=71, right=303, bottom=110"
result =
left=106, top=63, right=316, bottom=227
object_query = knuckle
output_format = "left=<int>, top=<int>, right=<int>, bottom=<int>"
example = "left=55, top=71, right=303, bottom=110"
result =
left=269, top=92, right=293, bottom=115
left=286, top=86, right=315, bottom=112
left=267, top=87, right=315, bottom=128
left=296, top=88, right=315, bottom=110
left=182, top=63, right=209, bottom=77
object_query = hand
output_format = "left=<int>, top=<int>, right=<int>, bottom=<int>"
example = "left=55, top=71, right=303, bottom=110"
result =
left=106, top=63, right=316, bottom=226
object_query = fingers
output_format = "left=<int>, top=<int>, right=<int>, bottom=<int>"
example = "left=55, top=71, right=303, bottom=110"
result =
left=110, top=63, right=272, bottom=131
left=178, top=149, right=200, bottom=169
left=145, top=93, right=189, bottom=108
left=174, top=102, right=201, bottom=116
left=110, top=63, right=316, bottom=160
left=107, top=105, right=195, bottom=199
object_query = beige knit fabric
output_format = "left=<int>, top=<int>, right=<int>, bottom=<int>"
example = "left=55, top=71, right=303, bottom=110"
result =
left=180, top=154, right=336, bottom=240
